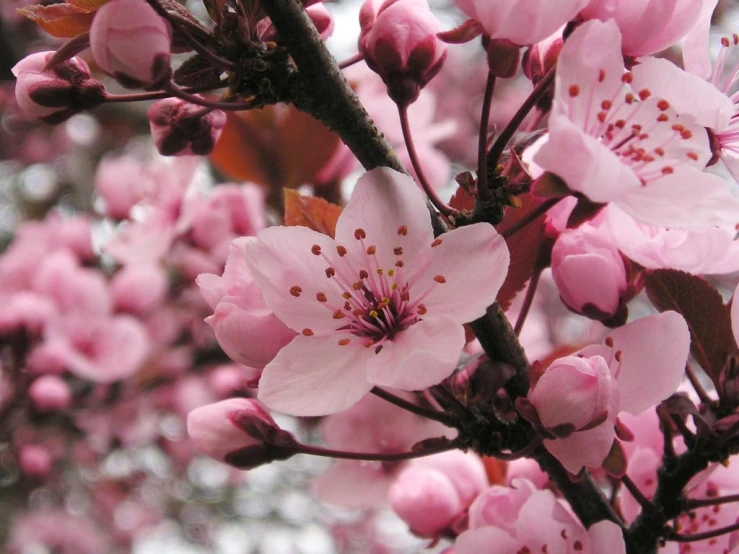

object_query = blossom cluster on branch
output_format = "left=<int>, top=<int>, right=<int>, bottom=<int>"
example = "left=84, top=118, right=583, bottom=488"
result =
left=4, top=0, right=739, bottom=552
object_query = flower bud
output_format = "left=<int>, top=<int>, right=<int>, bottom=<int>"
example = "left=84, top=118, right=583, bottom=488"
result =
left=187, top=398, right=297, bottom=469
left=17, top=444, right=53, bottom=479
left=12, top=52, right=106, bottom=124
left=147, top=97, right=226, bottom=156
left=526, top=355, right=617, bottom=439
left=551, top=224, right=631, bottom=327
left=28, top=375, right=71, bottom=412
left=359, top=0, right=447, bottom=106
left=90, top=0, right=172, bottom=89
left=110, top=264, right=168, bottom=315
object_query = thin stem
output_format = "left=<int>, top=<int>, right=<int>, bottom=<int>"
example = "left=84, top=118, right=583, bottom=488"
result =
left=664, top=520, right=739, bottom=543
left=658, top=408, right=677, bottom=460
left=338, top=52, right=364, bottom=70
left=491, top=436, right=542, bottom=461
left=501, top=197, right=560, bottom=240
left=371, top=387, right=454, bottom=425
left=514, top=268, right=542, bottom=336
left=398, top=104, right=458, bottom=219
left=103, top=82, right=227, bottom=103
left=684, top=493, right=739, bottom=510
left=477, top=72, right=496, bottom=202
left=163, top=81, right=255, bottom=111
left=144, top=0, right=236, bottom=70
left=298, top=438, right=457, bottom=462
left=685, top=363, right=713, bottom=405
left=622, top=474, right=654, bottom=513
left=487, top=65, right=556, bottom=168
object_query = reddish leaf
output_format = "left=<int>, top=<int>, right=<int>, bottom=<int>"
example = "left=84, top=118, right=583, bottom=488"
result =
left=18, top=4, right=95, bottom=38
left=209, top=105, right=341, bottom=191
left=495, top=193, right=548, bottom=311
left=449, top=185, right=476, bottom=213
left=66, top=0, right=110, bottom=10
left=644, top=269, right=735, bottom=385
left=283, top=189, right=343, bottom=238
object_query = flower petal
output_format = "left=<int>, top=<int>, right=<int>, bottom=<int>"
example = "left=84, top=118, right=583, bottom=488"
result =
left=245, top=226, right=342, bottom=335
left=543, top=420, right=616, bottom=474
left=731, top=282, right=739, bottom=352
left=257, top=335, right=373, bottom=416
left=365, top=316, right=465, bottom=390
left=617, top=168, right=739, bottom=228
left=535, top=115, right=641, bottom=203
left=588, top=521, right=627, bottom=554
left=607, top=312, right=690, bottom=415
left=455, top=527, right=518, bottom=554
left=412, top=223, right=509, bottom=322
left=334, top=167, right=434, bottom=273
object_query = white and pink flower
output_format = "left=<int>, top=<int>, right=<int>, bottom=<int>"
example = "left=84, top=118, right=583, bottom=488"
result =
left=245, top=168, right=509, bottom=416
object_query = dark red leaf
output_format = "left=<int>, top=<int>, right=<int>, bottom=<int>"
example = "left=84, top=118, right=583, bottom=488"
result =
left=644, top=269, right=735, bottom=386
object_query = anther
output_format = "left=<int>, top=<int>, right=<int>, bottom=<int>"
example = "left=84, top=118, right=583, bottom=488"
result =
left=605, top=336, right=614, bottom=347
left=336, top=245, right=347, bottom=257
left=622, top=73, right=633, bottom=83
left=568, top=84, right=580, bottom=97
left=657, top=114, right=669, bottom=123
left=431, top=238, right=443, bottom=247
left=395, top=260, right=404, bottom=268
left=338, top=338, right=351, bottom=346
left=417, top=304, right=427, bottom=315
left=342, top=292, right=351, bottom=300
left=325, top=267, right=336, bottom=278
left=359, top=269, right=369, bottom=279
left=661, top=166, right=674, bottom=175
left=352, top=281, right=362, bottom=290
left=376, top=268, right=383, bottom=275
left=657, top=99, right=670, bottom=111
left=722, top=36, right=731, bottom=48
left=601, top=100, right=612, bottom=110
left=433, top=275, right=447, bottom=283
left=354, top=228, right=366, bottom=240
left=388, top=269, right=395, bottom=277
left=333, top=310, right=345, bottom=319
left=615, top=350, right=623, bottom=362
left=366, top=245, right=376, bottom=255
left=638, top=89, right=651, bottom=101
left=302, top=328, right=314, bottom=336
left=394, top=247, right=403, bottom=255
left=290, top=286, right=302, bottom=297
left=316, top=292, right=327, bottom=302
left=369, top=310, right=379, bottom=318
left=598, top=69, right=606, bottom=82
left=687, top=151, right=699, bottom=161
left=374, top=345, right=383, bottom=354
left=311, top=244, right=321, bottom=255
left=397, top=225, right=408, bottom=236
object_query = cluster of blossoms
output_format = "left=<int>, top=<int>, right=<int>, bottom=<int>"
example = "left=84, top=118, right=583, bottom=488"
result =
left=6, top=0, right=739, bottom=552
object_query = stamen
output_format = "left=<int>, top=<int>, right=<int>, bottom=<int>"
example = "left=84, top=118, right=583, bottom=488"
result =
left=338, top=338, right=351, bottom=346
left=333, top=310, right=346, bottom=319
left=397, top=225, right=408, bottom=236
left=395, top=260, right=404, bottom=268
left=354, top=228, right=366, bottom=240
left=359, top=269, right=369, bottom=279
left=605, top=336, right=614, bottom=347
left=394, top=247, right=403, bottom=255
left=290, top=286, right=302, bottom=297
left=417, top=304, right=427, bottom=315
left=316, top=292, right=327, bottom=302
left=302, top=328, right=314, bottom=336
left=366, top=245, right=376, bottom=255
left=431, top=238, right=443, bottom=247
left=311, top=245, right=322, bottom=255
left=569, top=84, right=580, bottom=97
left=337, top=245, right=347, bottom=257
left=325, top=267, right=336, bottom=278
left=433, top=275, right=447, bottom=283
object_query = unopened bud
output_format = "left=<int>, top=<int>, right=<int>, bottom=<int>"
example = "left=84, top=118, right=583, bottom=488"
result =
left=359, top=0, right=447, bottom=106
left=12, top=52, right=106, bottom=124
left=90, top=0, right=172, bottom=88
left=147, top=97, right=227, bottom=156
left=28, top=375, right=71, bottom=412
left=187, top=398, right=298, bottom=469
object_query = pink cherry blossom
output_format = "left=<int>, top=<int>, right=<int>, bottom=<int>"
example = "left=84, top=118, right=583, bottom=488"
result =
left=197, top=237, right=296, bottom=370
left=525, top=311, right=689, bottom=474
left=313, top=392, right=451, bottom=508
left=453, top=0, right=588, bottom=46
left=606, top=206, right=739, bottom=275
left=551, top=223, right=629, bottom=322
left=533, top=19, right=739, bottom=228
left=580, top=0, right=705, bottom=57
left=89, top=0, right=172, bottom=88
left=28, top=375, right=71, bottom=412
left=388, top=451, right=487, bottom=537
left=456, top=479, right=626, bottom=554
left=359, top=0, right=447, bottom=105
left=245, top=167, right=509, bottom=416
left=11, top=52, right=106, bottom=124
left=110, top=264, right=168, bottom=315
left=733, top=282, right=739, bottom=350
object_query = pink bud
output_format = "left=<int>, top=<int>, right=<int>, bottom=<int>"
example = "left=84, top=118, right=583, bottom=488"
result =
left=551, top=224, right=630, bottom=325
left=388, top=465, right=464, bottom=537
left=17, top=444, right=53, bottom=479
left=28, top=375, right=71, bottom=412
left=388, top=451, right=487, bottom=537
left=90, top=0, right=172, bottom=88
left=110, top=265, right=168, bottom=315
left=187, top=398, right=297, bottom=468
left=12, top=52, right=106, bottom=124
left=147, top=97, right=226, bottom=156
left=359, top=0, right=447, bottom=106
left=528, top=355, right=617, bottom=438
